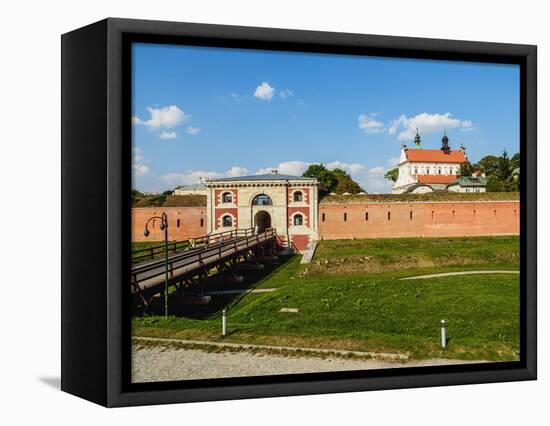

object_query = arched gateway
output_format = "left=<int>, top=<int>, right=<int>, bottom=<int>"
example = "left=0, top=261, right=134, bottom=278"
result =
left=254, top=210, right=272, bottom=233
left=204, top=172, right=319, bottom=251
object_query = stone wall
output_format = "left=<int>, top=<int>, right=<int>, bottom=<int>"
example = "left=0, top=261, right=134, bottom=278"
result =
left=132, top=207, right=207, bottom=242
left=319, top=200, right=519, bottom=240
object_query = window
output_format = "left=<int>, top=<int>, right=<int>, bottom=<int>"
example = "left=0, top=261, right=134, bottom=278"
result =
left=426, top=168, right=430, bottom=174
left=252, top=194, right=273, bottom=205
left=388, top=211, right=391, bottom=221
left=414, top=168, right=418, bottom=175
left=293, top=214, right=303, bottom=226
left=410, top=211, right=413, bottom=220
left=177, top=219, right=180, bottom=227
left=438, top=169, right=442, bottom=175
left=344, top=213, right=347, bottom=221
left=200, top=218, right=204, bottom=227
left=222, top=192, right=233, bottom=203
left=465, top=188, right=470, bottom=192
left=293, top=191, right=303, bottom=202
left=322, top=213, right=325, bottom=222
left=365, top=212, right=369, bottom=221
left=222, top=215, right=233, bottom=227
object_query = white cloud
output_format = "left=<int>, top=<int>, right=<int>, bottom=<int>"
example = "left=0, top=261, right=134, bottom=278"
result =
left=186, top=126, right=201, bottom=135
left=160, top=166, right=250, bottom=187
left=358, top=113, right=385, bottom=134
left=280, top=89, right=294, bottom=99
left=225, top=166, right=250, bottom=177
left=133, top=105, right=189, bottom=130
left=368, top=166, right=386, bottom=176
left=326, top=161, right=366, bottom=175
left=132, top=147, right=151, bottom=177
left=388, top=112, right=472, bottom=140
left=387, top=157, right=400, bottom=167
left=254, top=82, right=275, bottom=101
left=256, top=160, right=310, bottom=176
left=159, top=131, right=177, bottom=140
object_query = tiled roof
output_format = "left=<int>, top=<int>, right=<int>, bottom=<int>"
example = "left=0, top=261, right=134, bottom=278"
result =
left=417, top=174, right=458, bottom=184
left=406, top=149, right=466, bottom=164
left=452, top=176, right=487, bottom=187
left=208, top=173, right=316, bottom=182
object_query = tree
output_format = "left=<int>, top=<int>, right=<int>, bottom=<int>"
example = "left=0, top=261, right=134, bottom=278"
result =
left=474, top=155, right=500, bottom=177
left=303, top=164, right=338, bottom=194
left=460, top=162, right=474, bottom=177
left=332, top=168, right=363, bottom=194
left=497, top=150, right=512, bottom=181
left=384, top=167, right=399, bottom=182
left=511, top=152, right=520, bottom=170
left=302, top=164, right=363, bottom=196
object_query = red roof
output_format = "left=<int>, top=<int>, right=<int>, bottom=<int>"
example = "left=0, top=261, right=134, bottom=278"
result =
left=406, top=149, right=466, bottom=164
left=417, top=174, right=458, bottom=184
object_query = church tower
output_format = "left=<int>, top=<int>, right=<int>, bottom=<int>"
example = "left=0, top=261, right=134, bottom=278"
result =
left=414, top=128, right=422, bottom=149
left=441, top=128, right=450, bottom=153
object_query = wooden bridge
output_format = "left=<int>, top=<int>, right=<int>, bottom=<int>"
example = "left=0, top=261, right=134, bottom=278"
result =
left=131, top=227, right=280, bottom=307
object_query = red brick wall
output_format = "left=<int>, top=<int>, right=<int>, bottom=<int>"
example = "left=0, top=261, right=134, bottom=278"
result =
left=132, top=207, right=206, bottom=242
left=287, top=187, right=310, bottom=204
left=291, top=235, right=310, bottom=251
left=214, top=208, right=238, bottom=230
left=287, top=207, right=310, bottom=227
left=319, top=201, right=520, bottom=240
left=215, top=189, right=238, bottom=206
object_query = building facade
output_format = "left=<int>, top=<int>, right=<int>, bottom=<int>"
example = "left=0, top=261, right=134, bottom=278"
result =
left=392, top=131, right=468, bottom=194
left=203, top=173, right=319, bottom=250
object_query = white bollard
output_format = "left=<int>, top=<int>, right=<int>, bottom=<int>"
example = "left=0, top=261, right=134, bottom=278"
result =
left=441, top=320, right=447, bottom=348
left=222, top=309, right=227, bottom=336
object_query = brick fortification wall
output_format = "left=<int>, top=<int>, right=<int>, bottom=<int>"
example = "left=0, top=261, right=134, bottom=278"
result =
left=319, top=200, right=519, bottom=240
left=132, top=207, right=207, bottom=242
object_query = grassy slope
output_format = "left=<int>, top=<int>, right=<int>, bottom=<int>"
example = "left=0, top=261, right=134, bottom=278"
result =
left=133, top=235, right=520, bottom=361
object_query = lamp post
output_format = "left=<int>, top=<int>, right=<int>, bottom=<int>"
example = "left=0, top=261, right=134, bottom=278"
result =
left=143, top=212, right=169, bottom=318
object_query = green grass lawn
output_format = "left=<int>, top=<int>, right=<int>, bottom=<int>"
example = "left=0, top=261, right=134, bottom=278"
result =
left=133, top=235, right=520, bottom=362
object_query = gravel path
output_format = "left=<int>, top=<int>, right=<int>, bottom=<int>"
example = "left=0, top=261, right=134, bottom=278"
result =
left=132, top=344, right=481, bottom=383
left=399, top=270, right=519, bottom=280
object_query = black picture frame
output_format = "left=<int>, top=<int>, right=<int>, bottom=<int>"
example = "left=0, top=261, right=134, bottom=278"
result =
left=61, top=17, right=537, bottom=407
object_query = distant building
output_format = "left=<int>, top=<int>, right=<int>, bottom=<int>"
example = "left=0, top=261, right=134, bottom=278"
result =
left=173, top=183, right=208, bottom=196
left=203, top=172, right=319, bottom=250
left=447, top=176, right=487, bottom=193
left=392, top=130, right=470, bottom=194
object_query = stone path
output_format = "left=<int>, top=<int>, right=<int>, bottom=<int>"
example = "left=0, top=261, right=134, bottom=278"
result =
left=132, top=339, right=483, bottom=383
left=399, top=270, right=519, bottom=280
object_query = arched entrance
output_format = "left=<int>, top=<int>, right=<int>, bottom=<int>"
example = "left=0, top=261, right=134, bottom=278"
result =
left=254, top=210, right=272, bottom=232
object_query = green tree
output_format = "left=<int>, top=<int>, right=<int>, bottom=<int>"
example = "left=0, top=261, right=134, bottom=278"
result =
left=302, top=164, right=363, bottom=196
left=475, top=155, right=500, bottom=177
left=497, top=150, right=512, bottom=181
left=460, top=162, right=474, bottom=177
left=303, top=164, right=338, bottom=194
left=332, top=168, right=363, bottom=194
left=384, top=167, right=399, bottom=182
left=511, top=152, right=520, bottom=170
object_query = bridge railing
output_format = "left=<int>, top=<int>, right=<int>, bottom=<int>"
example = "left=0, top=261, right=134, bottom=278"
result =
left=131, top=228, right=277, bottom=288
left=131, top=227, right=255, bottom=263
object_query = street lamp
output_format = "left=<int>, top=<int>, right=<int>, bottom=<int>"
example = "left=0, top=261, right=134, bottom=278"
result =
left=143, top=212, right=169, bottom=318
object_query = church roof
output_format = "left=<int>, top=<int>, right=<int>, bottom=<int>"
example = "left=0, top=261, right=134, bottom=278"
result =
left=208, top=173, right=316, bottom=182
left=406, top=149, right=466, bottom=164
left=417, top=174, right=459, bottom=184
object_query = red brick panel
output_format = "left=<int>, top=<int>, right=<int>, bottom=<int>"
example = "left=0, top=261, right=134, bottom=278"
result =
left=214, top=208, right=239, bottom=230
left=319, top=201, right=520, bottom=240
left=287, top=207, right=310, bottom=227
left=291, top=235, right=310, bottom=251
left=287, top=187, right=310, bottom=204
left=131, top=207, right=206, bottom=242
left=214, top=189, right=238, bottom=206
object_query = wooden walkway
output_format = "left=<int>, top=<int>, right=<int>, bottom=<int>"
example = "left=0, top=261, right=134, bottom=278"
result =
left=131, top=228, right=278, bottom=302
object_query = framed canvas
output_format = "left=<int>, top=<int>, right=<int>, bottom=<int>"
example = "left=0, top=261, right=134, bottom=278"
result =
left=61, top=18, right=537, bottom=407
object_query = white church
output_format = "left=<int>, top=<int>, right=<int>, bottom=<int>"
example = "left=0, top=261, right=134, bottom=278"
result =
left=392, top=130, right=486, bottom=194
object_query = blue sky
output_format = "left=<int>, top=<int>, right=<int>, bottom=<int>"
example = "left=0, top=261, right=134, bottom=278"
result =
left=132, top=43, right=519, bottom=193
